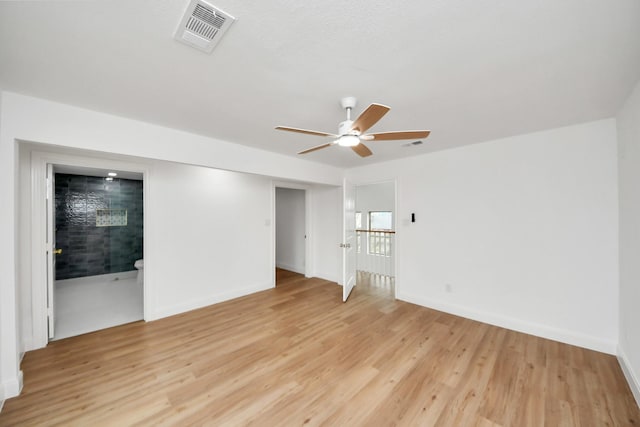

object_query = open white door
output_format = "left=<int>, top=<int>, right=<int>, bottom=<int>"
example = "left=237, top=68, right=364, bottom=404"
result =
left=342, top=178, right=356, bottom=302
left=45, top=164, right=55, bottom=339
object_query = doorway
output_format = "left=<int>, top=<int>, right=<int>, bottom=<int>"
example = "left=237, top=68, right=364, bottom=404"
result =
left=275, top=187, right=306, bottom=285
left=48, top=166, right=144, bottom=340
left=26, top=148, right=150, bottom=349
left=354, top=181, right=396, bottom=299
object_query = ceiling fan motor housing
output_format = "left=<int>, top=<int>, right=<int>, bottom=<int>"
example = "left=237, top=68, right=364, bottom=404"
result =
left=338, top=120, right=356, bottom=136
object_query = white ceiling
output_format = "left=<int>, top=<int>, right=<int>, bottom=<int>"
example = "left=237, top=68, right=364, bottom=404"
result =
left=1, top=0, right=639, bottom=168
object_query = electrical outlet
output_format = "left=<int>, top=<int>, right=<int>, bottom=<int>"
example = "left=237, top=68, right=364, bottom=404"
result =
left=445, top=283, right=452, bottom=293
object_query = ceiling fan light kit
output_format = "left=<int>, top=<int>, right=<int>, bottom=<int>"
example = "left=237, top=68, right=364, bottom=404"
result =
left=337, top=135, right=360, bottom=147
left=275, top=97, right=430, bottom=158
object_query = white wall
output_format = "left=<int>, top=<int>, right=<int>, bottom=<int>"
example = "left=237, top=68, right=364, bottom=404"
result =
left=0, top=91, right=343, bottom=401
left=356, top=182, right=395, bottom=218
left=275, top=188, right=306, bottom=274
left=347, top=119, right=619, bottom=354
left=355, top=182, right=395, bottom=276
left=617, top=79, right=640, bottom=404
left=0, top=92, right=21, bottom=402
left=149, top=161, right=273, bottom=318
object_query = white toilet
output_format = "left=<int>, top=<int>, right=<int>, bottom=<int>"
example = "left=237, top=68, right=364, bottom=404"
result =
left=134, top=259, right=144, bottom=285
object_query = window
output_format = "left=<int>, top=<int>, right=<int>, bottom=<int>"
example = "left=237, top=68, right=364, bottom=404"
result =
left=368, top=211, right=392, bottom=256
left=369, top=211, right=392, bottom=230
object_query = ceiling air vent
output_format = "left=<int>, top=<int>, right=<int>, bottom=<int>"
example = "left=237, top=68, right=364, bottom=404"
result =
left=402, top=140, right=424, bottom=147
left=175, top=0, right=235, bottom=53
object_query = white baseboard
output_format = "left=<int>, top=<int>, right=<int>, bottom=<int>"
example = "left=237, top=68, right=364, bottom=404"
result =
left=312, top=271, right=340, bottom=284
left=56, top=270, right=137, bottom=287
left=276, top=262, right=305, bottom=275
left=618, top=345, right=640, bottom=408
left=0, top=370, right=23, bottom=406
left=397, top=292, right=616, bottom=355
left=150, top=282, right=273, bottom=320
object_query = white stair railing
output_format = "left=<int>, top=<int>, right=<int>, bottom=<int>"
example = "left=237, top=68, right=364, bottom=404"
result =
left=355, top=230, right=395, bottom=278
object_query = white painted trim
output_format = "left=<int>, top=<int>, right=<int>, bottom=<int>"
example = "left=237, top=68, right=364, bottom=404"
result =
left=29, top=153, right=48, bottom=350
left=270, top=182, right=276, bottom=288
left=28, top=149, right=151, bottom=350
left=151, top=282, right=273, bottom=320
left=618, top=345, right=640, bottom=408
left=55, top=271, right=137, bottom=286
left=392, top=179, right=399, bottom=300
left=0, top=369, right=23, bottom=403
left=397, top=291, right=617, bottom=354
left=275, top=262, right=305, bottom=275
left=314, top=271, right=340, bottom=284
left=272, top=180, right=313, bottom=191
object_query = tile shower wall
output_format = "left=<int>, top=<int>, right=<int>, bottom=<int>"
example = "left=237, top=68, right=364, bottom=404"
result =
left=55, top=174, right=143, bottom=280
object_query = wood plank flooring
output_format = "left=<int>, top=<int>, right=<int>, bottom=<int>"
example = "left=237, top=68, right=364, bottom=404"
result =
left=1, top=269, right=638, bottom=426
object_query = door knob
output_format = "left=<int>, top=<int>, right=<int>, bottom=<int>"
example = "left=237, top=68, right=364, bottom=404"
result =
left=54, top=248, right=62, bottom=255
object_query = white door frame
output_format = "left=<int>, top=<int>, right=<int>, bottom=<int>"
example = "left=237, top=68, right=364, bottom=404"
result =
left=271, top=181, right=313, bottom=285
left=29, top=150, right=151, bottom=349
left=45, top=163, right=55, bottom=339
left=352, top=178, right=398, bottom=300
left=342, top=178, right=356, bottom=302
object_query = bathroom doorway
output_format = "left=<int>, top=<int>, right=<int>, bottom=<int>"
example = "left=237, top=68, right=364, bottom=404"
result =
left=48, top=164, right=144, bottom=340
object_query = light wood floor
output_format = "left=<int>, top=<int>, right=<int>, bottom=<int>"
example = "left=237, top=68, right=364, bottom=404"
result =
left=1, top=270, right=638, bottom=426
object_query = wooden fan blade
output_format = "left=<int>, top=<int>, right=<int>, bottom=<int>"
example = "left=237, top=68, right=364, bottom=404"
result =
left=365, top=130, right=431, bottom=141
left=275, top=126, right=337, bottom=138
left=351, top=103, right=390, bottom=134
left=298, top=143, right=333, bottom=155
left=351, top=143, right=373, bottom=157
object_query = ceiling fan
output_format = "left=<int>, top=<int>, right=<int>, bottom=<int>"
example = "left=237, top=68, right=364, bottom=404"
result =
left=275, top=97, right=430, bottom=158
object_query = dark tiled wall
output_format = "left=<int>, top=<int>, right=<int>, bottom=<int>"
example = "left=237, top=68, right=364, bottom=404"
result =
left=55, top=174, right=143, bottom=280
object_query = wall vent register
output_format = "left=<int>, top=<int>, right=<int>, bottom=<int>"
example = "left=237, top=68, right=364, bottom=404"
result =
left=96, top=209, right=128, bottom=227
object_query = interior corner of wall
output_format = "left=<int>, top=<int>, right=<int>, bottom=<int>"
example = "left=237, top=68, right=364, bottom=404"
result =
left=617, top=344, right=640, bottom=408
